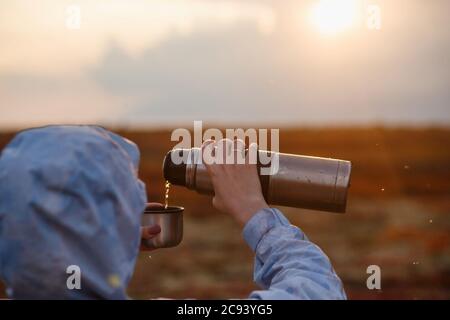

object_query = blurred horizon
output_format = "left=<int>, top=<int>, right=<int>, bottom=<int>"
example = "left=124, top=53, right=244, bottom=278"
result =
left=1, top=0, right=450, bottom=129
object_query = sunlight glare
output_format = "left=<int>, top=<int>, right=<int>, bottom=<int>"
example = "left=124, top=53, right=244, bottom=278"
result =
left=310, top=0, right=359, bottom=35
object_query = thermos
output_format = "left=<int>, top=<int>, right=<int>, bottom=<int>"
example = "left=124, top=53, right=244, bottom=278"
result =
left=163, top=148, right=352, bottom=213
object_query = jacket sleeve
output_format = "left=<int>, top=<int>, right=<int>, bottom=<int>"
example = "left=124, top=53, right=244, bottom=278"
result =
left=243, top=208, right=346, bottom=300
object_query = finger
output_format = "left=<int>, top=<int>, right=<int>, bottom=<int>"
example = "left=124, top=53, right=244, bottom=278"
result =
left=233, top=139, right=246, bottom=164
left=201, top=139, right=216, bottom=168
left=216, top=138, right=233, bottom=164
left=247, top=142, right=258, bottom=165
left=141, top=225, right=161, bottom=240
left=146, top=202, right=164, bottom=210
left=201, top=139, right=215, bottom=149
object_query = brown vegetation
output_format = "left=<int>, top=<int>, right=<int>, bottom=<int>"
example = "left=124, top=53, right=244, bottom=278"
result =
left=0, top=127, right=449, bottom=299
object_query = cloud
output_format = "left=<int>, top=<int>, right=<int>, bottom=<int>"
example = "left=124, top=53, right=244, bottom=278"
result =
left=0, top=0, right=275, bottom=74
left=1, top=0, right=449, bottom=128
left=0, top=74, right=128, bottom=128
left=89, top=10, right=450, bottom=126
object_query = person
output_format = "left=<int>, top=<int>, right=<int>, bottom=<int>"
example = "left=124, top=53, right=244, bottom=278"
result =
left=0, top=125, right=346, bottom=299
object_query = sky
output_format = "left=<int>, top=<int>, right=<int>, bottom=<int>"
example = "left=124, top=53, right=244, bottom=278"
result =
left=0, top=0, right=449, bottom=129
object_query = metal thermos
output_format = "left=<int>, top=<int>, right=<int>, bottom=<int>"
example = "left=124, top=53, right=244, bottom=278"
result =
left=163, top=148, right=352, bottom=213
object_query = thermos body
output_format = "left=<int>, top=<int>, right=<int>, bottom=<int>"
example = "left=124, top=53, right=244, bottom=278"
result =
left=163, top=148, right=352, bottom=213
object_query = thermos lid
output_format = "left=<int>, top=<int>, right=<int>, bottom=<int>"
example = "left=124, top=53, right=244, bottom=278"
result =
left=163, top=150, right=187, bottom=186
left=333, top=160, right=352, bottom=213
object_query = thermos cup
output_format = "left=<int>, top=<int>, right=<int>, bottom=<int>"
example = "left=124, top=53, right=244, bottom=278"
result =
left=163, top=148, right=352, bottom=213
left=141, top=204, right=184, bottom=249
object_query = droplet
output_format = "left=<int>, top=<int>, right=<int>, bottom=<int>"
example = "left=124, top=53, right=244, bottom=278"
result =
left=381, top=188, right=385, bottom=192
left=404, top=165, right=410, bottom=170
left=429, top=219, right=433, bottom=224
left=164, top=180, right=171, bottom=209
left=412, top=261, right=420, bottom=265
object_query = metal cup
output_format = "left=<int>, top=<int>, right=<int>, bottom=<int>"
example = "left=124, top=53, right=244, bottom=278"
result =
left=141, top=205, right=184, bottom=249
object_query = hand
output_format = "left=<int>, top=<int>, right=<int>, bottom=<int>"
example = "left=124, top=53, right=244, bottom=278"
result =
left=202, top=139, right=269, bottom=227
left=140, top=202, right=162, bottom=251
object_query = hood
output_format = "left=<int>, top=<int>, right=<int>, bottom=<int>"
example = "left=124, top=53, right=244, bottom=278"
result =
left=0, top=125, right=147, bottom=299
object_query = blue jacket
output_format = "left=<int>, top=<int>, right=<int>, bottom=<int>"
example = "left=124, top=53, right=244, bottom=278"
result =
left=0, top=126, right=345, bottom=299
left=0, top=126, right=146, bottom=299
left=244, top=208, right=346, bottom=299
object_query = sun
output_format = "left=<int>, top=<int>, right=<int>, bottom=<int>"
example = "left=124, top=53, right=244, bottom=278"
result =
left=310, top=0, right=359, bottom=35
